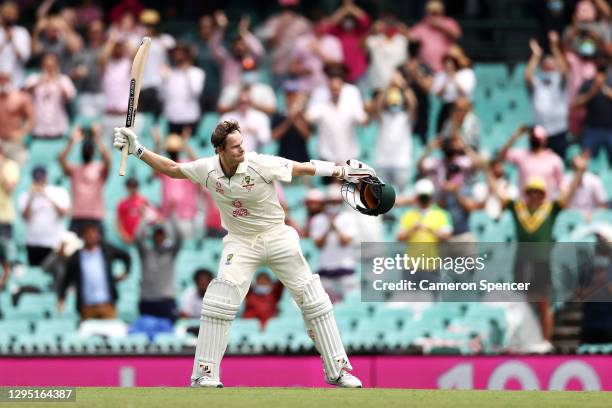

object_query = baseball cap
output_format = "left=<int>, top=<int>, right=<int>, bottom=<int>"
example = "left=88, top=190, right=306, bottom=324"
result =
left=414, top=178, right=435, bottom=196
left=524, top=177, right=547, bottom=193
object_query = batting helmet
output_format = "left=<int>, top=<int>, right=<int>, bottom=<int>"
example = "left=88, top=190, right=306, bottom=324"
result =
left=341, top=176, right=396, bottom=216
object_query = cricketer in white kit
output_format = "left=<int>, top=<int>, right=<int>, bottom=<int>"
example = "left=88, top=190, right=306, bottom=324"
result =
left=113, top=120, right=376, bottom=388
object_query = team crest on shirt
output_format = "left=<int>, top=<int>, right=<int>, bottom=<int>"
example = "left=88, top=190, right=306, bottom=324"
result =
left=215, top=181, right=224, bottom=194
left=241, top=175, right=255, bottom=192
left=225, top=254, right=234, bottom=265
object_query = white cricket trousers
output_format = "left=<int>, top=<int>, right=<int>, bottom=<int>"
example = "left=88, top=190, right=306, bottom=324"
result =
left=218, top=223, right=313, bottom=300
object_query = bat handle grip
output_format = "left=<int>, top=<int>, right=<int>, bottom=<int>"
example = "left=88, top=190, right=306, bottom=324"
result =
left=119, top=145, right=128, bottom=176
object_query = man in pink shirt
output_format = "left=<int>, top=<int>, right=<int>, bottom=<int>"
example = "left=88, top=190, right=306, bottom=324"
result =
left=58, top=124, right=110, bottom=236
left=409, top=0, right=462, bottom=72
left=498, top=125, right=565, bottom=199
left=562, top=152, right=607, bottom=213
left=321, top=0, right=370, bottom=83
left=0, top=70, right=34, bottom=164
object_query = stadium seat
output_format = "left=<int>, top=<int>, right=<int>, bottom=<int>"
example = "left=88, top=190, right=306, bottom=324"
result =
left=577, top=343, right=612, bottom=355
left=107, top=334, right=150, bottom=353
left=0, top=333, right=11, bottom=353
left=35, top=319, right=78, bottom=338
left=553, top=210, right=585, bottom=240
left=152, top=333, right=186, bottom=352
left=60, top=334, right=105, bottom=353
left=13, top=333, right=59, bottom=354
left=0, top=319, right=32, bottom=339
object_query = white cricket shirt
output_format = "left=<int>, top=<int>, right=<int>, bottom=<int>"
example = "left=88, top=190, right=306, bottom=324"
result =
left=179, top=152, right=293, bottom=235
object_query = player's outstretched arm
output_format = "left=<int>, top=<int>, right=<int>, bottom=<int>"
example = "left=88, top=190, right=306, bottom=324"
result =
left=113, top=127, right=187, bottom=179
left=292, top=159, right=376, bottom=183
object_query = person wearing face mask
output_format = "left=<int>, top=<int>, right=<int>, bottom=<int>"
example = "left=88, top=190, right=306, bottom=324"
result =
left=23, top=52, right=76, bottom=140
left=574, top=63, right=612, bottom=163
left=371, top=70, right=416, bottom=190
left=217, top=62, right=277, bottom=116
left=525, top=32, right=570, bottom=159
left=319, top=0, right=371, bottom=84
left=563, top=0, right=611, bottom=49
left=58, top=124, right=110, bottom=237
left=497, top=124, right=565, bottom=200
left=135, top=214, right=182, bottom=321
left=0, top=70, right=34, bottom=164
left=310, top=184, right=358, bottom=303
left=409, top=0, right=462, bottom=72
left=396, top=179, right=452, bottom=268
left=0, top=1, right=31, bottom=88
left=242, top=272, right=284, bottom=328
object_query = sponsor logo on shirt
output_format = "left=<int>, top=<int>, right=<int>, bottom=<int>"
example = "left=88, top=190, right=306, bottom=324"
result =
left=215, top=181, right=224, bottom=194
left=225, top=254, right=234, bottom=265
left=231, top=199, right=249, bottom=218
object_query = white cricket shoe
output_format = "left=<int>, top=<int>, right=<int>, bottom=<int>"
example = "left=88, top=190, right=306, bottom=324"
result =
left=326, top=371, right=363, bottom=388
left=191, top=377, right=224, bottom=388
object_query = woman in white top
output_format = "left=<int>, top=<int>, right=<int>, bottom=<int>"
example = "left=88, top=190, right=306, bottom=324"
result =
left=372, top=70, right=417, bottom=190
left=430, top=46, right=476, bottom=132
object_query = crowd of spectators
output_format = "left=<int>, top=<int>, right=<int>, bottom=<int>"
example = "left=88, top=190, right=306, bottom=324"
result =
left=0, top=0, right=611, bottom=348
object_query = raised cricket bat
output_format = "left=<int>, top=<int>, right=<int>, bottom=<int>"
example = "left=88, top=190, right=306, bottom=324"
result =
left=119, top=37, right=151, bottom=176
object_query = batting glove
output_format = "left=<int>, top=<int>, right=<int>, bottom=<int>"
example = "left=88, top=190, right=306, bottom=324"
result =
left=113, top=127, right=145, bottom=158
left=338, top=159, right=376, bottom=183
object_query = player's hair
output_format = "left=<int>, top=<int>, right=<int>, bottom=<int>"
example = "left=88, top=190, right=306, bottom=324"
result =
left=211, top=120, right=241, bottom=151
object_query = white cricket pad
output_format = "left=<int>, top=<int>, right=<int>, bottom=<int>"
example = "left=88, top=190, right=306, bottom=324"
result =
left=300, top=274, right=352, bottom=381
left=191, top=279, right=242, bottom=383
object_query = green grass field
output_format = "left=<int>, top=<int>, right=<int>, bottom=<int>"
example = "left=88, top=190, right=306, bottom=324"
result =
left=1, top=388, right=611, bottom=408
